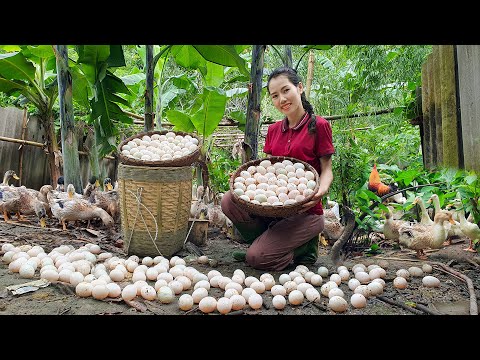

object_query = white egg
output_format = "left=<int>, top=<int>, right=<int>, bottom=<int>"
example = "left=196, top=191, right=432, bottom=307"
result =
left=408, top=266, right=424, bottom=277
left=350, top=293, right=367, bottom=309
left=422, top=263, right=433, bottom=273
left=329, top=295, right=348, bottom=313
left=367, top=281, right=383, bottom=296
left=106, top=283, right=122, bottom=298
left=216, top=297, right=233, bottom=314
left=393, top=276, right=408, bottom=289
left=309, top=274, right=323, bottom=286
left=199, top=296, right=217, bottom=313
left=330, top=274, right=342, bottom=285
left=247, top=293, right=263, bottom=310
left=157, top=286, right=175, bottom=303
left=305, top=288, right=321, bottom=302
left=348, top=278, right=361, bottom=291
left=178, top=294, right=194, bottom=311
left=320, top=281, right=338, bottom=296
left=76, top=282, right=93, bottom=297
left=230, top=294, right=246, bottom=310
left=192, top=287, right=209, bottom=303
left=317, top=266, right=329, bottom=277
left=288, top=289, right=304, bottom=305
left=270, top=284, right=287, bottom=297
left=140, top=285, right=157, bottom=300
left=272, top=295, right=287, bottom=310
left=422, top=275, right=440, bottom=287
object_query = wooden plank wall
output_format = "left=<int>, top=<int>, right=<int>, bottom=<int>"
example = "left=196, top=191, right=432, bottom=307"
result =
left=420, top=45, right=463, bottom=170
left=0, top=107, right=117, bottom=191
left=456, top=45, right=480, bottom=173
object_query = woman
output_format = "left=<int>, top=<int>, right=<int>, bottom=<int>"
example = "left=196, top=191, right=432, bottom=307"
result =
left=221, top=66, right=335, bottom=271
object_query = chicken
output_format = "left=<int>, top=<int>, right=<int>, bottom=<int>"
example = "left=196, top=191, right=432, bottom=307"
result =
left=368, top=163, right=398, bottom=197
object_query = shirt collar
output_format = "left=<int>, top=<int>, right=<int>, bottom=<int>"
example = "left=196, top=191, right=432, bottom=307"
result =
left=281, top=112, right=309, bottom=132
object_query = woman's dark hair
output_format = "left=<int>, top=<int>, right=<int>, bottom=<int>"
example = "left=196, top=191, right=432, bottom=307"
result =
left=266, top=66, right=316, bottom=134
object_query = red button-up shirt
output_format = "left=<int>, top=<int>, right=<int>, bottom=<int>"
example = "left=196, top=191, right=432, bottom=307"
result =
left=263, top=113, right=335, bottom=215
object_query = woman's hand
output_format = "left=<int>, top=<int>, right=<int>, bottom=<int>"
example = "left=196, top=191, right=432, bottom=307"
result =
left=299, top=186, right=326, bottom=213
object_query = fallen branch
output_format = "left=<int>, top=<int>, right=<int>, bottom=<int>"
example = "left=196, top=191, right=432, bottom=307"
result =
left=430, top=262, right=478, bottom=315
left=376, top=295, right=424, bottom=315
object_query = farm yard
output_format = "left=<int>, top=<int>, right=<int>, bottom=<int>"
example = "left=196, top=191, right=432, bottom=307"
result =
left=1, top=45, right=479, bottom=317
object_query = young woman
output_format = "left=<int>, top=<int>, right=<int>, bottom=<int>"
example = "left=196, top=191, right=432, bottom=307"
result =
left=221, top=66, right=335, bottom=271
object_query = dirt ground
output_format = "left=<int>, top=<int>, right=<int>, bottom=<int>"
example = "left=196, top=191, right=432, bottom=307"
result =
left=1, top=215, right=479, bottom=316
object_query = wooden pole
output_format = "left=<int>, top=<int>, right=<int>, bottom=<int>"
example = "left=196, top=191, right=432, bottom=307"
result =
left=421, top=59, right=431, bottom=169
left=440, top=45, right=459, bottom=168
left=305, top=50, right=315, bottom=101
left=17, top=109, right=28, bottom=186
left=144, top=45, right=155, bottom=132
left=433, top=46, right=443, bottom=165
left=427, top=53, right=437, bottom=166
left=244, top=45, right=266, bottom=162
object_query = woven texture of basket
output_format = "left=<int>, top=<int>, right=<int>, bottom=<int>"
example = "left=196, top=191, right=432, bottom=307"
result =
left=118, top=163, right=192, bottom=257
left=229, top=156, right=320, bottom=218
left=117, top=130, right=201, bottom=167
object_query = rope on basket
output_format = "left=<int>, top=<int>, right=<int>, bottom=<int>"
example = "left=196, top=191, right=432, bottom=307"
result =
left=184, top=218, right=196, bottom=245
left=126, top=187, right=162, bottom=256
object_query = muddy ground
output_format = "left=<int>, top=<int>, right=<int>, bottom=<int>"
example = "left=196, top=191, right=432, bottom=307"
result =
left=1, top=216, right=479, bottom=317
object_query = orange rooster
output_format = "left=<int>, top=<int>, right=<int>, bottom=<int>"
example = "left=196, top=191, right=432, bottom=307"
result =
left=368, top=163, right=398, bottom=197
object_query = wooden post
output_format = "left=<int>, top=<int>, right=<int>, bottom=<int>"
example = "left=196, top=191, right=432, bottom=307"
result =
left=421, top=60, right=431, bottom=169
left=54, top=45, right=83, bottom=193
left=426, top=54, right=436, bottom=166
left=284, top=45, right=292, bottom=68
left=18, top=109, right=28, bottom=186
left=305, top=50, right=315, bottom=101
left=433, top=46, right=443, bottom=165
left=144, top=45, right=155, bottom=132
left=244, top=45, right=266, bottom=162
left=440, top=45, right=459, bottom=168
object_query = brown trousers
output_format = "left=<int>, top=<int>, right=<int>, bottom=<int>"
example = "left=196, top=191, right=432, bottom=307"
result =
left=221, top=191, right=324, bottom=271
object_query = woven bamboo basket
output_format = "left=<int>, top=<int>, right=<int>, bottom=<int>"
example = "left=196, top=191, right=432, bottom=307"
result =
left=229, top=156, right=320, bottom=218
left=118, top=163, right=192, bottom=257
left=117, top=130, right=201, bottom=167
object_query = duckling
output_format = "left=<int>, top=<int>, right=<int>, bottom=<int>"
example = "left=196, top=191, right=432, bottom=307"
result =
left=1, top=170, right=20, bottom=187
left=413, top=196, right=434, bottom=225
left=397, top=211, right=456, bottom=259
left=47, top=188, right=114, bottom=231
left=452, top=200, right=480, bottom=253
left=428, top=194, right=464, bottom=245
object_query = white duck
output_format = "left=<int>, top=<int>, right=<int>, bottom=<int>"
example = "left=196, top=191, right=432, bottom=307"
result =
left=452, top=200, right=480, bottom=253
left=427, top=194, right=464, bottom=245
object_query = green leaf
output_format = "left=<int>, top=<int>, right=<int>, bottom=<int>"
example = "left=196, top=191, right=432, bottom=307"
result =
left=465, top=174, right=478, bottom=185
left=103, top=71, right=131, bottom=95
left=191, top=86, right=227, bottom=137
left=171, top=45, right=207, bottom=72
left=229, top=110, right=246, bottom=131
left=107, top=45, right=126, bottom=67
left=0, top=45, right=22, bottom=52
left=165, top=109, right=196, bottom=132
left=0, top=78, right=27, bottom=94
left=395, top=169, right=419, bottom=186
left=0, top=52, right=36, bottom=83
left=204, top=62, right=224, bottom=87
left=193, top=45, right=249, bottom=77
left=26, top=45, right=54, bottom=59
left=121, top=73, right=146, bottom=85
left=302, top=45, right=334, bottom=51
left=226, top=87, right=248, bottom=97
left=70, top=67, right=91, bottom=109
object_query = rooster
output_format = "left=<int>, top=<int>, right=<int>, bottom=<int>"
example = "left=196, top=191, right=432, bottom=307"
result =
left=368, top=163, right=398, bottom=197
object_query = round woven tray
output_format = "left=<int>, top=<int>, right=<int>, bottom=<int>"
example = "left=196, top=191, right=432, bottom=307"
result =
left=117, top=130, right=201, bottom=167
left=229, top=156, right=320, bottom=218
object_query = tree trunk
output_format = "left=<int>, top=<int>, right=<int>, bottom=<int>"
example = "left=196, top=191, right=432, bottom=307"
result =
left=55, top=45, right=83, bottom=193
left=305, top=50, right=315, bottom=100
left=284, top=45, right=292, bottom=67
left=144, top=45, right=155, bottom=132
left=244, top=45, right=266, bottom=162
left=42, top=114, right=61, bottom=187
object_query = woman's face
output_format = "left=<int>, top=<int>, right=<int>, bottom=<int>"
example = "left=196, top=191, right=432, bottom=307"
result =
left=268, top=75, right=304, bottom=117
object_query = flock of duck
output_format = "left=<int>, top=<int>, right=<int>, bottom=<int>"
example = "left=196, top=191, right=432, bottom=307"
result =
left=383, top=194, right=480, bottom=259
left=0, top=170, right=119, bottom=231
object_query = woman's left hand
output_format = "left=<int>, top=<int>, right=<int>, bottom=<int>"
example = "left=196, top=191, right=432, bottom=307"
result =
left=299, top=186, right=326, bottom=213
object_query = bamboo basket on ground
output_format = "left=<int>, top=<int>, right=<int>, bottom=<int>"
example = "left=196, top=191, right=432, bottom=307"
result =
left=118, top=163, right=192, bottom=257
left=229, top=156, right=320, bottom=218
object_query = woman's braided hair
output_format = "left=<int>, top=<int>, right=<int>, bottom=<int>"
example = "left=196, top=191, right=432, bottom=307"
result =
left=266, top=66, right=317, bottom=134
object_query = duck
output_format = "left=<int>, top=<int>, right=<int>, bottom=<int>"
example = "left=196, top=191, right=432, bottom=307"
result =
left=47, top=186, right=114, bottom=231
left=83, top=176, right=99, bottom=199
left=382, top=206, right=411, bottom=241
left=1, top=170, right=20, bottom=187
left=90, top=178, right=119, bottom=221
left=0, top=186, right=48, bottom=227
left=55, top=176, right=65, bottom=192
left=412, top=196, right=434, bottom=225
left=322, top=216, right=345, bottom=245
left=397, top=211, right=456, bottom=259
left=452, top=200, right=480, bottom=253
left=427, top=194, right=464, bottom=245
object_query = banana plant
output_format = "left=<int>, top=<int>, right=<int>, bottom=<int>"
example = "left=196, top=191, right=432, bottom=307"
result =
left=73, top=45, right=132, bottom=181
left=0, top=45, right=61, bottom=184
